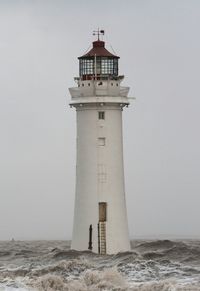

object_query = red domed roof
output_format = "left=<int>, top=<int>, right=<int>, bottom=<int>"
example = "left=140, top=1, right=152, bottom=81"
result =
left=78, top=40, right=119, bottom=59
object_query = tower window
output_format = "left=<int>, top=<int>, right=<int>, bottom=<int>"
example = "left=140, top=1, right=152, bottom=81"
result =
left=98, top=111, right=105, bottom=120
left=98, top=137, right=105, bottom=146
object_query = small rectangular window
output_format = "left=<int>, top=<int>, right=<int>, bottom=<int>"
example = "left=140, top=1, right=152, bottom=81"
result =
left=98, top=111, right=105, bottom=120
left=98, top=137, right=105, bottom=146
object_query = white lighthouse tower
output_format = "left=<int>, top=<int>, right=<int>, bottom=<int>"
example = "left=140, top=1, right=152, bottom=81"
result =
left=69, top=31, right=131, bottom=254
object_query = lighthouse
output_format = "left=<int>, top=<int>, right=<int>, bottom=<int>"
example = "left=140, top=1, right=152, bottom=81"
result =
left=69, top=31, right=131, bottom=254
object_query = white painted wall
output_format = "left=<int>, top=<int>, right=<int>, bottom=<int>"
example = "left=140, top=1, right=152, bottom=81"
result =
left=70, top=82, right=131, bottom=254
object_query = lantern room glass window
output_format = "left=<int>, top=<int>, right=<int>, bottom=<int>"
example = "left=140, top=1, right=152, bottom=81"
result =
left=79, top=59, right=93, bottom=75
left=101, top=58, right=114, bottom=74
left=79, top=57, right=118, bottom=77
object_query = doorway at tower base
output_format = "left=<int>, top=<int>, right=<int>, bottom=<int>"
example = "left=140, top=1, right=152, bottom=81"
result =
left=98, top=202, right=107, bottom=255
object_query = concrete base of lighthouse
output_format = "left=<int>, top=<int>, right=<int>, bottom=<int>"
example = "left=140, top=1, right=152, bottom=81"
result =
left=69, top=78, right=131, bottom=254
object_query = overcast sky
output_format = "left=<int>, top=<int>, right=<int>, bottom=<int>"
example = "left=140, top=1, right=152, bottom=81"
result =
left=0, top=0, right=200, bottom=240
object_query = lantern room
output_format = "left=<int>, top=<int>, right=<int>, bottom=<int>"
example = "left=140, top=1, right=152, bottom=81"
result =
left=78, top=40, right=119, bottom=80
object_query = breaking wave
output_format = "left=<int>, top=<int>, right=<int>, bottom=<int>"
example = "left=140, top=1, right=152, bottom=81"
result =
left=0, top=240, right=200, bottom=290
left=35, top=268, right=126, bottom=291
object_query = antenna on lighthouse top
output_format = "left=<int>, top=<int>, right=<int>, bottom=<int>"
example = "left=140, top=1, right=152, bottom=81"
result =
left=93, top=28, right=105, bottom=40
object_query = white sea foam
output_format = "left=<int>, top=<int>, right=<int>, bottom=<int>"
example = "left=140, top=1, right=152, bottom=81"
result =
left=0, top=240, right=200, bottom=290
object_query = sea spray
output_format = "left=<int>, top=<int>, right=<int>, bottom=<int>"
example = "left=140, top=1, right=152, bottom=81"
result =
left=1, top=240, right=200, bottom=290
left=35, top=268, right=128, bottom=291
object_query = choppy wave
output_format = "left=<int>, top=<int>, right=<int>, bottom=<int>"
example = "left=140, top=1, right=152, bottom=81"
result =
left=0, top=240, right=200, bottom=290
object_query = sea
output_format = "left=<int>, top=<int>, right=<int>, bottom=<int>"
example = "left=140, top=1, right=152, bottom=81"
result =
left=0, top=240, right=200, bottom=290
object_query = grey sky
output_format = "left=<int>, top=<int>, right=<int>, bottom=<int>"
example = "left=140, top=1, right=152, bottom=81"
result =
left=0, top=0, right=200, bottom=240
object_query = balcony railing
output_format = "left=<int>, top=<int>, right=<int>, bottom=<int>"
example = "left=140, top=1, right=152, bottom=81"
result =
left=69, top=85, right=129, bottom=99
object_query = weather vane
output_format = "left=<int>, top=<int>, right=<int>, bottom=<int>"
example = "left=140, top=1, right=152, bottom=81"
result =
left=93, top=28, right=105, bottom=40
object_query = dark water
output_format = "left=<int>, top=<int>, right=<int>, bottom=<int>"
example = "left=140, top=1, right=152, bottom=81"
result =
left=0, top=240, right=200, bottom=290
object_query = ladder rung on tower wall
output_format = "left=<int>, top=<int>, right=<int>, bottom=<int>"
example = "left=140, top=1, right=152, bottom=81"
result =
left=99, top=221, right=106, bottom=255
